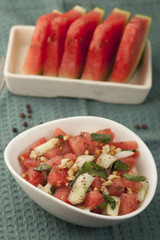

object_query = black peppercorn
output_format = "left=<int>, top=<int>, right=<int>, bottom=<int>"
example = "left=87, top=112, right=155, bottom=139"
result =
left=135, top=124, right=140, bottom=129
left=19, top=112, right=25, bottom=118
left=142, top=124, right=148, bottom=129
left=23, top=122, right=28, bottom=127
left=27, top=108, right=32, bottom=113
left=26, top=104, right=30, bottom=108
left=12, top=127, right=18, bottom=133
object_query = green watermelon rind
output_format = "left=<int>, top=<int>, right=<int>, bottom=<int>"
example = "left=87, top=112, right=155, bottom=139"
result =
left=81, top=8, right=131, bottom=81
left=113, top=7, right=131, bottom=19
left=73, top=5, right=87, bottom=15
left=93, top=7, right=106, bottom=22
left=111, top=14, right=152, bottom=83
left=126, top=14, right=152, bottom=83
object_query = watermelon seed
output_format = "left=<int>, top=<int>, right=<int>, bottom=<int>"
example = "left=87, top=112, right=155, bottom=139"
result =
left=68, top=38, right=72, bottom=44
left=80, top=37, right=83, bottom=43
left=100, top=41, right=103, bottom=48
left=52, top=36, right=56, bottom=42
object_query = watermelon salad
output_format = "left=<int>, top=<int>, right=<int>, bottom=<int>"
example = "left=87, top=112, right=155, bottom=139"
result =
left=18, top=127, right=149, bottom=216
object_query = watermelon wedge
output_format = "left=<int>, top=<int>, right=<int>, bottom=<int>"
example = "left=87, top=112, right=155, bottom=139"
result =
left=81, top=8, right=131, bottom=81
left=58, top=7, right=105, bottom=79
left=43, top=5, right=87, bottom=76
left=110, top=14, right=152, bottom=83
left=22, top=11, right=61, bottom=75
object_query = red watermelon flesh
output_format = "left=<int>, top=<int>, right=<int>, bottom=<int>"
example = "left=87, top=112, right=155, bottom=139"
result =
left=43, top=6, right=87, bottom=76
left=81, top=8, right=131, bottom=81
left=110, top=14, right=152, bottom=83
left=22, top=11, right=61, bottom=75
left=58, top=7, right=105, bottom=79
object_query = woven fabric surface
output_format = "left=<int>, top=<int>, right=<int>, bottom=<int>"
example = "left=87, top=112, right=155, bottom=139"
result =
left=0, top=0, right=160, bottom=239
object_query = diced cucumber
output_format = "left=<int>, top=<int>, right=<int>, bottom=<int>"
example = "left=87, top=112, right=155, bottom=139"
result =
left=75, top=155, right=95, bottom=168
left=96, top=153, right=116, bottom=169
left=137, top=180, right=149, bottom=202
left=34, top=138, right=59, bottom=156
left=102, top=196, right=120, bottom=216
left=68, top=173, right=94, bottom=205
left=114, top=150, right=135, bottom=159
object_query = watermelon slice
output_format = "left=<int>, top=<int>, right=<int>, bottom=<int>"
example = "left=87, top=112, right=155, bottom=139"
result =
left=110, top=14, right=152, bottom=83
left=81, top=8, right=131, bottom=81
left=22, top=11, right=61, bottom=75
left=58, top=7, right=105, bottom=79
left=43, top=6, right=87, bottom=76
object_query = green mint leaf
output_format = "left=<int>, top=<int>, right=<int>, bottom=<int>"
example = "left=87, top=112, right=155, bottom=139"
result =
left=102, top=194, right=116, bottom=210
left=50, top=185, right=56, bottom=194
left=97, top=201, right=107, bottom=211
left=123, top=173, right=146, bottom=182
left=82, top=161, right=107, bottom=178
left=110, top=160, right=129, bottom=173
left=122, top=149, right=136, bottom=152
left=68, top=167, right=84, bottom=188
left=68, top=161, right=107, bottom=188
left=56, top=135, right=64, bottom=140
left=34, top=164, right=52, bottom=173
left=91, top=133, right=111, bottom=144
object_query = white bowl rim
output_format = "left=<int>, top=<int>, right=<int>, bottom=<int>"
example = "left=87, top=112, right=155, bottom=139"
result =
left=4, top=116, right=158, bottom=221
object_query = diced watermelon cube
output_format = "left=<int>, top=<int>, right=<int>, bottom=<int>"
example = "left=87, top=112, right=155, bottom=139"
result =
left=25, top=167, right=46, bottom=187
left=47, top=168, right=68, bottom=187
left=107, top=179, right=126, bottom=196
left=96, top=128, right=115, bottom=144
left=21, top=159, right=40, bottom=171
left=43, top=146, right=62, bottom=159
left=119, top=157, right=138, bottom=175
left=84, top=190, right=105, bottom=210
left=63, top=153, right=77, bottom=163
left=122, top=177, right=142, bottom=193
left=68, top=131, right=95, bottom=155
left=90, top=176, right=103, bottom=190
left=119, top=193, right=137, bottom=215
left=45, top=156, right=62, bottom=168
left=112, top=141, right=138, bottom=150
left=61, top=141, right=73, bottom=155
left=53, top=127, right=67, bottom=137
left=54, top=186, right=71, bottom=204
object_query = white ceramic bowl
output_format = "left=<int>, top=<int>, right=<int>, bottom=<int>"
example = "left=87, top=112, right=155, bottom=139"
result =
left=4, top=116, right=157, bottom=227
left=4, top=25, right=152, bottom=104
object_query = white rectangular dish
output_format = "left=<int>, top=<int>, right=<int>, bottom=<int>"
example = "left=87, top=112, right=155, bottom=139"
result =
left=4, top=25, right=152, bottom=104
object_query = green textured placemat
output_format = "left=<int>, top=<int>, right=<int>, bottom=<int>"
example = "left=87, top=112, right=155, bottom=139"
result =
left=0, top=0, right=160, bottom=239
